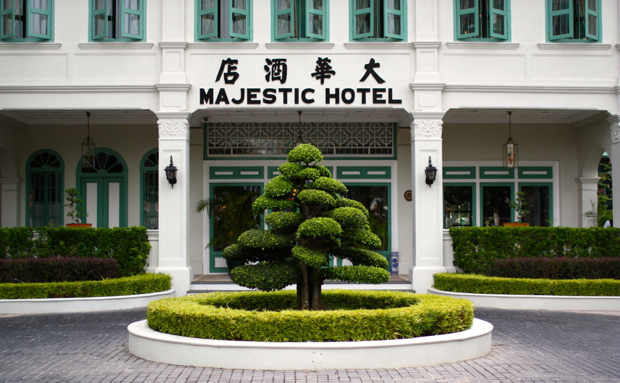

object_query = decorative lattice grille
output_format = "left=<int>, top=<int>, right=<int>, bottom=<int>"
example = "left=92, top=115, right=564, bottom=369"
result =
left=206, top=122, right=394, bottom=157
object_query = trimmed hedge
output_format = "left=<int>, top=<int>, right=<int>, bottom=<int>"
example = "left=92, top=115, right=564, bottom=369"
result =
left=0, top=257, right=120, bottom=283
left=489, top=257, right=620, bottom=280
left=147, top=290, right=474, bottom=342
left=433, top=273, right=620, bottom=296
left=450, top=227, right=620, bottom=274
left=0, top=273, right=171, bottom=299
left=0, top=227, right=151, bottom=277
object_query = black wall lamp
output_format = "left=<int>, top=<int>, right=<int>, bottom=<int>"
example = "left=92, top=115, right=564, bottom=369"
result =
left=165, top=156, right=178, bottom=188
left=425, top=156, right=437, bottom=187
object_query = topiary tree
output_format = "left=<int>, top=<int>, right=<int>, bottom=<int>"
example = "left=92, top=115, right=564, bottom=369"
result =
left=223, top=144, right=390, bottom=310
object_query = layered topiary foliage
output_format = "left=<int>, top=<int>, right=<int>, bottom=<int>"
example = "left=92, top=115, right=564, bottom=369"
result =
left=225, top=144, right=390, bottom=310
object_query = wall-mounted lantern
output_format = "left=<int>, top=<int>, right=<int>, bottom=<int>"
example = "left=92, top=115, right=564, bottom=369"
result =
left=425, top=156, right=437, bottom=187
left=164, top=156, right=178, bottom=188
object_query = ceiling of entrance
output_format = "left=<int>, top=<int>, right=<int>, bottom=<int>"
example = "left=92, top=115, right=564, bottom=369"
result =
left=443, top=108, right=607, bottom=125
left=0, top=109, right=158, bottom=126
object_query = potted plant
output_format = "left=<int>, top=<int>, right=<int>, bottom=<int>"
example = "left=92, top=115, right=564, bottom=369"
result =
left=504, top=191, right=530, bottom=227
left=65, top=188, right=92, bottom=228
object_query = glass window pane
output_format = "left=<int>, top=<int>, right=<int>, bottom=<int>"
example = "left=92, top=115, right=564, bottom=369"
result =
left=443, top=186, right=473, bottom=229
left=493, top=0, right=504, bottom=10
left=31, top=0, right=48, bottom=10
left=588, top=14, right=597, bottom=36
left=356, top=0, right=370, bottom=10
left=95, top=14, right=106, bottom=35
left=309, top=13, right=322, bottom=35
left=211, top=186, right=261, bottom=251
left=124, top=13, right=140, bottom=35
left=355, top=13, right=370, bottom=35
left=311, top=0, right=323, bottom=11
left=232, top=13, right=246, bottom=35
left=346, top=186, right=389, bottom=251
left=482, top=185, right=512, bottom=227
left=3, top=15, right=13, bottom=35
left=551, top=0, right=570, bottom=11
left=201, top=0, right=215, bottom=10
left=492, top=14, right=505, bottom=35
left=31, top=13, right=48, bottom=35
left=277, top=14, right=291, bottom=35
left=277, top=0, right=291, bottom=10
left=460, top=0, right=475, bottom=10
left=587, top=0, right=596, bottom=11
left=387, top=14, right=400, bottom=35
left=552, top=14, right=570, bottom=36
left=460, top=13, right=476, bottom=35
left=95, top=0, right=106, bottom=10
left=387, top=0, right=400, bottom=11
left=521, top=186, right=550, bottom=227
left=3, top=0, right=11, bottom=11
left=232, top=0, right=246, bottom=10
left=125, top=0, right=139, bottom=11
left=201, top=13, right=215, bottom=35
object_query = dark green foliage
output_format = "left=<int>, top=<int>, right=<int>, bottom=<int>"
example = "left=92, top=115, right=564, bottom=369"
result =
left=297, top=167, right=322, bottom=180
left=450, top=227, right=620, bottom=274
left=297, top=217, right=342, bottom=239
left=335, top=198, right=370, bottom=217
left=147, top=290, right=473, bottom=341
left=287, top=144, right=323, bottom=164
left=265, top=212, right=304, bottom=234
left=322, top=265, right=390, bottom=284
left=342, top=228, right=382, bottom=248
left=332, top=247, right=389, bottom=269
left=278, top=162, right=304, bottom=180
left=297, top=189, right=336, bottom=208
left=264, top=176, right=294, bottom=198
left=222, top=243, right=291, bottom=263
left=310, top=177, right=348, bottom=195
left=230, top=262, right=300, bottom=291
left=0, top=227, right=151, bottom=277
left=252, top=195, right=299, bottom=214
left=237, top=229, right=294, bottom=249
left=433, top=273, right=620, bottom=296
left=291, top=246, right=328, bottom=267
left=325, top=207, right=367, bottom=229
left=0, top=274, right=171, bottom=299
left=0, top=258, right=120, bottom=283
left=315, top=165, right=332, bottom=178
left=489, top=257, right=620, bottom=279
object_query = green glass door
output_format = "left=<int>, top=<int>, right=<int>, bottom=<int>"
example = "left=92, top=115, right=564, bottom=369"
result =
left=481, top=183, right=514, bottom=226
left=80, top=177, right=127, bottom=228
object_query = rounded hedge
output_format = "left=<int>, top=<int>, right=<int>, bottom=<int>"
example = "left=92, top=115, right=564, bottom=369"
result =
left=147, top=290, right=474, bottom=342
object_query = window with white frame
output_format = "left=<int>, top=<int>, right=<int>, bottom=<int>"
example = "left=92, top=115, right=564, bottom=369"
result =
left=546, top=0, right=601, bottom=42
left=350, top=0, right=406, bottom=41
left=196, top=0, right=251, bottom=41
left=90, top=0, right=145, bottom=41
left=273, top=0, right=328, bottom=41
left=454, top=0, right=510, bottom=41
left=1, top=0, right=53, bottom=42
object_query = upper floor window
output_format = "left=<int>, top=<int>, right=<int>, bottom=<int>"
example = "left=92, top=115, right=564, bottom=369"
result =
left=455, top=0, right=510, bottom=41
left=273, top=0, right=328, bottom=41
left=196, top=0, right=251, bottom=41
left=350, top=0, right=406, bottom=41
left=90, top=0, right=145, bottom=41
left=0, top=0, right=54, bottom=42
left=546, top=0, right=601, bottom=42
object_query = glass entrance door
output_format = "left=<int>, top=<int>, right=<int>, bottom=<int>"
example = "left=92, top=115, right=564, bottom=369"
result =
left=81, top=177, right=126, bottom=228
left=481, top=183, right=514, bottom=226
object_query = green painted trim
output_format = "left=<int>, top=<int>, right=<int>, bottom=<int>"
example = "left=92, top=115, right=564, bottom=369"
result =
left=25, top=149, right=64, bottom=227
left=337, top=166, right=391, bottom=179
left=209, top=166, right=264, bottom=179
left=267, top=166, right=280, bottom=179
left=545, top=0, right=601, bottom=42
left=518, top=182, right=554, bottom=227
left=0, top=0, right=55, bottom=42
left=518, top=166, right=553, bottom=179
left=454, top=0, right=511, bottom=42
left=480, top=182, right=515, bottom=224
left=76, top=148, right=128, bottom=227
left=480, top=166, right=514, bottom=179
left=139, top=148, right=158, bottom=229
left=350, top=0, right=407, bottom=41
left=443, top=166, right=476, bottom=180
left=195, top=0, right=253, bottom=41
left=443, top=182, right=476, bottom=229
left=89, top=0, right=146, bottom=42
left=271, top=0, right=329, bottom=41
left=208, top=182, right=264, bottom=274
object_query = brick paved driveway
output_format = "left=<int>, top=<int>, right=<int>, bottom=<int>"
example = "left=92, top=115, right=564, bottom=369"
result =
left=0, top=307, right=618, bottom=383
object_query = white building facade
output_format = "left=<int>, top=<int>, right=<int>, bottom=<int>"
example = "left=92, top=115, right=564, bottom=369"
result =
left=1, top=0, right=619, bottom=294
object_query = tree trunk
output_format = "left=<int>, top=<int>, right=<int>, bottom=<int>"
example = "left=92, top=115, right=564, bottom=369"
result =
left=310, top=267, right=322, bottom=310
left=298, top=262, right=310, bottom=310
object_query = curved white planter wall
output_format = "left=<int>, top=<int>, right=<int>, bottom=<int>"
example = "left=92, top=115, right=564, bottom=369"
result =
left=428, top=288, right=620, bottom=311
left=0, top=289, right=175, bottom=314
left=128, top=319, right=493, bottom=370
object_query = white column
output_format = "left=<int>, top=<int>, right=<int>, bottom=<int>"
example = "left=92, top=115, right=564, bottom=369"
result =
left=577, top=177, right=600, bottom=227
left=156, top=113, right=192, bottom=296
left=608, top=115, right=620, bottom=227
left=409, top=113, right=446, bottom=293
left=0, top=178, right=21, bottom=227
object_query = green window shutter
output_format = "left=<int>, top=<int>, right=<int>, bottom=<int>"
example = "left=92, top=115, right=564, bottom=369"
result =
left=489, top=0, right=508, bottom=40
left=0, top=0, right=16, bottom=39
left=229, top=0, right=250, bottom=40
left=120, top=0, right=144, bottom=40
left=584, top=0, right=600, bottom=41
left=27, top=0, right=52, bottom=40
left=548, top=0, right=572, bottom=41
left=455, top=0, right=479, bottom=40
left=305, top=0, right=325, bottom=40
left=91, top=0, right=109, bottom=40
left=274, top=0, right=295, bottom=39
left=197, top=0, right=218, bottom=40
left=383, top=0, right=404, bottom=40
left=352, top=0, right=373, bottom=39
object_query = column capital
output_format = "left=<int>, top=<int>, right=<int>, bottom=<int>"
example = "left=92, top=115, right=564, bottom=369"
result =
left=156, top=112, right=191, bottom=140
left=607, top=114, right=620, bottom=143
left=410, top=112, right=445, bottom=141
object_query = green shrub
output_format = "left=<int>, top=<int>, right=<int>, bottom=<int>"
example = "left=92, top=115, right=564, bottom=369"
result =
left=450, top=227, right=620, bottom=274
left=489, top=257, right=620, bottom=279
left=0, top=274, right=171, bottom=299
left=433, top=273, right=620, bottom=296
left=0, top=257, right=120, bottom=283
left=147, top=290, right=473, bottom=342
left=0, top=226, right=151, bottom=277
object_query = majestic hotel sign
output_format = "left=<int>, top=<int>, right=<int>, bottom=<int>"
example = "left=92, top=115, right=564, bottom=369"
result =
left=199, top=57, right=403, bottom=106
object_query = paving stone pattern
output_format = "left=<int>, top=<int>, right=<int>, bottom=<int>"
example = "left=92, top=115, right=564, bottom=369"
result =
left=0, top=307, right=618, bottom=383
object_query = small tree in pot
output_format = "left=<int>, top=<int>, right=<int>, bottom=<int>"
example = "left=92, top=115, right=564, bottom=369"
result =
left=65, top=188, right=90, bottom=227
left=506, top=191, right=530, bottom=226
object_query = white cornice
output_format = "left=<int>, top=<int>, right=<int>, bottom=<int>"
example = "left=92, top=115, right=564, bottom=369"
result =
left=155, top=84, right=191, bottom=92
left=445, top=42, right=519, bottom=50
left=78, top=42, right=154, bottom=50
left=412, top=42, right=441, bottom=49
left=0, top=43, right=61, bottom=50
left=187, top=42, right=259, bottom=49
left=443, top=85, right=616, bottom=94
left=266, top=42, right=334, bottom=49
left=410, top=83, right=446, bottom=91
left=158, top=42, right=188, bottom=49
left=537, top=43, right=611, bottom=51
left=0, top=85, right=157, bottom=93
left=344, top=42, right=413, bottom=49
